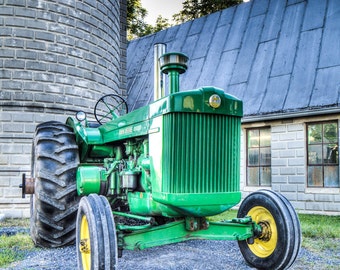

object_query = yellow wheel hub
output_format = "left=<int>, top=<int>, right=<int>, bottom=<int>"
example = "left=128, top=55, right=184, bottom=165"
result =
left=248, top=206, right=278, bottom=258
left=79, top=215, right=91, bottom=269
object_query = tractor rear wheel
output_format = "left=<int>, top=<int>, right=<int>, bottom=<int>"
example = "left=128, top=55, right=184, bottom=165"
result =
left=76, top=194, right=118, bottom=270
left=237, top=189, right=301, bottom=270
left=30, top=121, right=80, bottom=247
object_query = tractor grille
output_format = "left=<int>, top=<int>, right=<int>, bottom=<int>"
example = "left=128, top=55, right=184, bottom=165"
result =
left=162, top=112, right=241, bottom=194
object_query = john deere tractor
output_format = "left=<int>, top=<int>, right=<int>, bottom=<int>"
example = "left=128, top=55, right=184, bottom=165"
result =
left=21, top=52, right=301, bottom=270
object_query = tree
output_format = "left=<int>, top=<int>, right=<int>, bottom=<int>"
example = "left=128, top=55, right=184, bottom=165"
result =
left=127, top=0, right=171, bottom=40
left=127, top=0, right=242, bottom=40
left=173, top=0, right=242, bottom=23
left=127, top=0, right=152, bottom=40
left=153, top=15, right=171, bottom=33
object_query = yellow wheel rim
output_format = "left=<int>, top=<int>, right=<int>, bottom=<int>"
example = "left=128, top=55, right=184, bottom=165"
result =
left=79, top=215, right=91, bottom=269
left=248, top=206, right=278, bottom=258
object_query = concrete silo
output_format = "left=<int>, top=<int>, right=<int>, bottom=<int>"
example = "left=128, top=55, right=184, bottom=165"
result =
left=0, top=0, right=127, bottom=218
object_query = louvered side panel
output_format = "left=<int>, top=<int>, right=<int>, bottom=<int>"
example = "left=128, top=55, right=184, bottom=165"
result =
left=162, top=113, right=240, bottom=194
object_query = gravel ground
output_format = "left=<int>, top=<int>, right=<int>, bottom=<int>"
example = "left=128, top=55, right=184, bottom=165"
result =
left=2, top=237, right=340, bottom=270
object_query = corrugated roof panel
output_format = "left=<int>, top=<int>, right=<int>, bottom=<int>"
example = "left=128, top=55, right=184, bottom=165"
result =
left=284, top=28, right=322, bottom=110
left=319, top=0, right=340, bottom=68
left=192, top=12, right=220, bottom=60
left=224, top=2, right=252, bottom=51
left=301, top=0, right=326, bottom=31
left=181, top=57, right=205, bottom=91
left=227, top=82, right=247, bottom=101
left=126, top=72, right=148, bottom=110
left=170, top=20, right=192, bottom=52
left=127, top=35, right=154, bottom=77
left=288, top=0, right=305, bottom=5
left=261, top=75, right=290, bottom=113
left=162, top=25, right=180, bottom=44
left=188, top=15, right=206, bottom=36
left=250, top=0, right=269, bottom=17
left=213, top=49, right=238, bottom=90
left=179, top=34, right=200, bottom=60
left=260, top=0, right=285, bottom=42
left=196, top=24, right=231, bottom=88
left=126, top=40, right=138, bottom=71
left=245, top=40, right=276, bottom=115
left=230, top=14, right=265, bottom=85
left=270, top=2, right=305, bottom=77
left=152, top=27, right=169, bottom=45
left=310, top=66, right=340, bottom=107
left=217, top=5, right=236, bottom=27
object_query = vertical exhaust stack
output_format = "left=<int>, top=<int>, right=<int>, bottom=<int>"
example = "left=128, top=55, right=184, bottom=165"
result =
left=159, top=52, right=188, bottom=95
left=154, top=43, right=166, bottom=101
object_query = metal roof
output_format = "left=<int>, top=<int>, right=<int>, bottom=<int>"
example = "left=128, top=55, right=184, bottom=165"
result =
left=126, top=0, right=340, bottom=121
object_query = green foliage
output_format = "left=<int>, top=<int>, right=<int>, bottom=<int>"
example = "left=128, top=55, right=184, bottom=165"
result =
left=127, top=0, right=151, bottom=40
left=153, top=15, right=171, bottom=34
left=0, top=218, right=30, bottom=227
left=299, top=213, right=340, bottom=239
left=127, top=0, right=171, bottom=40
left=173, top=0, right=242, bottom=23
left=0, top=233, right=35, bottom=267
left=298, top=214, right=340, bottom=260
left=0, top=219, right=34, bottom=267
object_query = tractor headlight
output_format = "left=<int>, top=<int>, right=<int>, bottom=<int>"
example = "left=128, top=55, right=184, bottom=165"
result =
left=209, top=94, right=221, bottom=109
left=76, top=111, right=87, bottom=122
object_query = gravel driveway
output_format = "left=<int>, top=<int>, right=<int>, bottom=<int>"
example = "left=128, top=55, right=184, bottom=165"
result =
left=3, top=238, right=340, bottom=270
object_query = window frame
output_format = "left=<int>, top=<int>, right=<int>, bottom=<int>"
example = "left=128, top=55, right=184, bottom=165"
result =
left=246, top=127, right=272, bottom=187
left=306, top=120, right=339, bottom=188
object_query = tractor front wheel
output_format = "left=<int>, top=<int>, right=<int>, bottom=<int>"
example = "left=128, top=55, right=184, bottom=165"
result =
left=237, top=189, right=301, bottom=270
left=76, top=194, right=118, bottom=270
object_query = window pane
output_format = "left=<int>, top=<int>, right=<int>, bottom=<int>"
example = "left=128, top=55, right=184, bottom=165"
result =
left=247, top=167, right=259, bottom=186
left=260, top=167, right=271, bottom=186
left=308, top=124, right=322, bottom=144
left=248, top=148, right=259, bottom=166
left=308, top=145, right=322, bottom=164
left=248, top=129, right=259, bottom=148
left=308, top=166, right=323, bottom=187
left=323, top=144, right=338, bottom=164
left=247, top=127, right=271, bottom=187
left=260, top=129, right=271, bottom=147
left=323, top=123, right=337, bottom=143
left=324, top=166, right=339, bottom=187
left=260, top=147, right=271, bottom=165
left=307, top=121, right=338, bottom=188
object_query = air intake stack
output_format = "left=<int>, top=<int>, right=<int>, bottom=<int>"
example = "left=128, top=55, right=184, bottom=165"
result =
left=159, top=52, right=188, bottom=95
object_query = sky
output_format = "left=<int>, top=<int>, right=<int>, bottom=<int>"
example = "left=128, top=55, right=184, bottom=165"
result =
left=140, top=0, right=183, bottom=25
left=140, top=0, right=250, bottom=25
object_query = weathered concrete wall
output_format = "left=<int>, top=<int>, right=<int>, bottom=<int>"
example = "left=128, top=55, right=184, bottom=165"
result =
left=241, top=114, right=340, bottom=215
left=0, top=0, right=126, bottom=218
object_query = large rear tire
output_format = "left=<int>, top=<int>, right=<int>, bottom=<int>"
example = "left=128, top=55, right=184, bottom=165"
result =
left=76, top=194, right=118, bottom=270
left=237, top=189, right=301, bottom=270
left=30, top=121, right=80, bottom=247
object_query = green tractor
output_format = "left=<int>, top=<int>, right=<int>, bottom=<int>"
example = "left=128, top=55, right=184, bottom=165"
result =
left=21, top=52, right=301, bottom=269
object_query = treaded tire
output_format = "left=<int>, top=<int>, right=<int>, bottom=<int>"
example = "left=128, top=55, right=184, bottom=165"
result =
left=77, top=194, right=118, bottom=270
left=237, top=189, right=301, bottom=270
left=30, top=121, right=80, bottom=248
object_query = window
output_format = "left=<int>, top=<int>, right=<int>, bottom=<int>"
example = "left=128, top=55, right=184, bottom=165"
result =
left=307, top=121, right=339, bottom=188
left=246, top=128, right=271, bottom=186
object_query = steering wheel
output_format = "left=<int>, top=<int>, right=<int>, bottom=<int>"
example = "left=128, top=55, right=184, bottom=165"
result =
left=94, top=94, right=128, bottom=125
